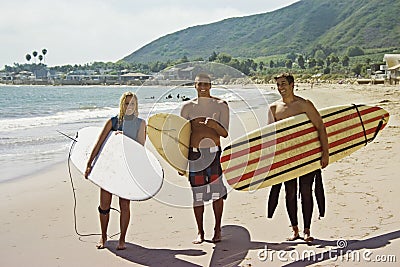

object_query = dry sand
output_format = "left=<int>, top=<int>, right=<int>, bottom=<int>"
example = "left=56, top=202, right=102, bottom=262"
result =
left=1, top=83, right=399, bottom=266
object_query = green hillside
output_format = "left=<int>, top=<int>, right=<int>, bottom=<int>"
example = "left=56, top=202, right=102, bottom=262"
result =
left=122, top=0, right=400, bottom=63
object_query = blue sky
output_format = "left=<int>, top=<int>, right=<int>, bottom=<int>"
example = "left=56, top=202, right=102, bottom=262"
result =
left=0, top=0, right=299, bottom=67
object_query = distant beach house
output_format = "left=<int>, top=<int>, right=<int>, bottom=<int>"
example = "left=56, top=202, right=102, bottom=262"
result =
left=384, top=54, right=400, bottom=84
left=162, top=67, right=195, bottom=81
left=120, top=72, right=152, bottom=85
left=151, top=67, right=195, bottom=86
left=358, top=54, right=400, bottom=85
left=61, top=70, right=152, bottom=85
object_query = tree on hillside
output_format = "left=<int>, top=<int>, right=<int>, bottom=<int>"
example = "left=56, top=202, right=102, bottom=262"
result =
left=209, top=51, right=218, bottom=62
left=245, top=59, right=257, bottom=72
left=329, top=54, right=340, bottom=64
left=347, top=46, right=364, bottom=57
left=150, top=61, right=167, bottom=73
left=229, top=58, right=241, bottom=71
left=342, top=55, right=350, bottom=67
left=317, top=59, right=324, bottom=68
left=308, top=58, right=316, bottom=69
left=269, top=60, right=274, bottom=68
left=239, top=62, right=251, bottom=75
left=326, top=56, right=331, bottom=66
left=285, top=59, right=293, bottom=69
left=216, top=53, right=232, bottom=64
left=286, top=52, right=296, bottom=62
left=330, top=62, right=340, bottom=73
left=297, top=55, right=306, bottom=69
left=177, top=55, right=189, bottom=64
left=259, top=61, right=265, bottom=71
left=314, top=49, right=326, bottom=60
left=352, top=63, right=363, bottom=75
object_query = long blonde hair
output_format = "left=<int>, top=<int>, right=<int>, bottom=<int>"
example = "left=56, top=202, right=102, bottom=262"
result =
left=118, top=91, right=139, bottom=124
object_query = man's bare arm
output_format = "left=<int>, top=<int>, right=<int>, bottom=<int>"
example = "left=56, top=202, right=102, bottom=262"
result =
left=304, top=100, right=329, bottom=168
left=267, top=105, right=276, bottom=124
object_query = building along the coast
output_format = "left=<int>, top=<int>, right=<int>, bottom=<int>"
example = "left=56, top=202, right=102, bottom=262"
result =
left=384, top=54, right=400, bottom=84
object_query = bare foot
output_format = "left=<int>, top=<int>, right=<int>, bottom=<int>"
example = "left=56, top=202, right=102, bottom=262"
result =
left=96, top=238, right=107, bottom=249
left=286, top=232, right=300, bottom=241
left=286, top=226, right=300, bottom=241
left=212, top=229, right=221, bottom=243
left=286, top=227, right=300, bottom=241
left=117, top=240, right=127, bottom=250
left=192, top=232, right=204, bottom=244
left=303, top=230, right=314, bottom=242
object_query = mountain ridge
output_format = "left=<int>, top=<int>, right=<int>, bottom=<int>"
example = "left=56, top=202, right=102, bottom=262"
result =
left=123, top=0, right=400, bottom=63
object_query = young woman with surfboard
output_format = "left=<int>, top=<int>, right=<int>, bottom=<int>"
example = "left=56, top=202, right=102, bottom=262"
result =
left=84, top=92, right=146, bottom=250
left=267, top=73, right=329, bottom=243
left=180, top=73, right=230, bottom=244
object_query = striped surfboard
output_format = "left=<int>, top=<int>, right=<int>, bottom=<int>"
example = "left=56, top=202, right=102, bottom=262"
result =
left=221, top=105, right=389, bottom=191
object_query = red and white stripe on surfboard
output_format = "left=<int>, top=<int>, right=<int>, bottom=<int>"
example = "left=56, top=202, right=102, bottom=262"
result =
left=232, top=119, right=384, bottom=189
left=225, top=107, right=387, bottom=188
left=222, top=106, right=382, bottom=163
left=221, top=106, right=388, bottom=190
left=225, top=106, right=388, bottom=189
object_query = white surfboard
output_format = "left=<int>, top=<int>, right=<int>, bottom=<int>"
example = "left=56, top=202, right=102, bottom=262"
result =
left=70, top=127, right=164, bottom=201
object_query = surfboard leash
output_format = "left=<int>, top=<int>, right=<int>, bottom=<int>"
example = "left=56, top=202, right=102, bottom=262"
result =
left=58, top=130, right=121, bottom=240
left=370, top=116, right=385, bottom=142
left=352, top=105, right=387, bottom=144
left=66, top=135, right=101, bottom=237
left=147, top=124, right=190, bottom=149
left=352, top=104, right=368, bottom=146
left=56, top=130, right=77, bottom=142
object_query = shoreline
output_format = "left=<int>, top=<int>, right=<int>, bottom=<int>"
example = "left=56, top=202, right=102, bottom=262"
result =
left=1, top=76, right=398, bottom=87
left=1, top=84, right=399, bottom=266
left=0, top=157, right=67, bottom=185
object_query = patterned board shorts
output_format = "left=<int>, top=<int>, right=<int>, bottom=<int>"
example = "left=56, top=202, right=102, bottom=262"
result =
left=188, top=147, right=227, bottom=202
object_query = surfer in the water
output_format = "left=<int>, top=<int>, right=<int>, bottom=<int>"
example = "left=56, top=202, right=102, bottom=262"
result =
left=180, top=73, right=230, bottom=244
left=85, top=92, right=146, bottom=250
left=267, top=73, right=329, bottom=242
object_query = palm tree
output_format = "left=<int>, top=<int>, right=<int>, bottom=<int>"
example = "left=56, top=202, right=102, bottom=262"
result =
left=32, top=51, right=38, bottom=63
left=26, top=54, right=32, bottom=63
left=42, top=48, right=47, bottom=63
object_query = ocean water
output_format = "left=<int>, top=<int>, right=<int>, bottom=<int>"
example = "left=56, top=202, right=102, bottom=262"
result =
left=0, top=84, right=279, bottom=182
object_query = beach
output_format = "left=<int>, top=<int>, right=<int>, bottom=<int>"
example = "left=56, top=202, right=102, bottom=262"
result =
left=1, top=83, right=399, bottom=266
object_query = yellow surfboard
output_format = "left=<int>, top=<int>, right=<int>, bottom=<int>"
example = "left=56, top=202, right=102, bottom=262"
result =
left=147, top=113, right=191, bottom=175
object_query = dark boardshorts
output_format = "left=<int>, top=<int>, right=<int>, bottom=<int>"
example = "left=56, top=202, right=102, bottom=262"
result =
left=188, top=147, right=227, bottom=202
